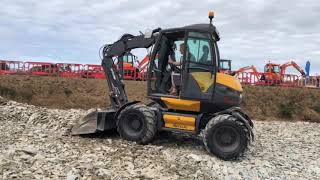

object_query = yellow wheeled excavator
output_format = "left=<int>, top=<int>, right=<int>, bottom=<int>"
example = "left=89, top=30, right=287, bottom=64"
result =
left=72, top=12, right=254, bottom=160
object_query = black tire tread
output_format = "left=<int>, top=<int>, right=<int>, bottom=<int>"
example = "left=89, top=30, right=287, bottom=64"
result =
left=203, top=114, right=250, bottom=160
left=117, top=104, right=157, bottom=144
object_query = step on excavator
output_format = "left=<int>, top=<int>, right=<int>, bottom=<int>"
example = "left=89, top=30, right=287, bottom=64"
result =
left=72, top=12, right=254, bottom=160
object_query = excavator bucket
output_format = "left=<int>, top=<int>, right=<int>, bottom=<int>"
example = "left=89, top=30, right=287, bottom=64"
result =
left=71, top=109, right=117, bottom=135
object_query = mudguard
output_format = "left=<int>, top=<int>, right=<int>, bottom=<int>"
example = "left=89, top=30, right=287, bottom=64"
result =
left=214, top=107, right=254, bottom=141
left=114, top=101, right=140, bottom=119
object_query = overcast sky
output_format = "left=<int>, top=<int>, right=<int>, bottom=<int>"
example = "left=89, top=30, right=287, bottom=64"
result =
left=0, top=0, right=319, bottom=74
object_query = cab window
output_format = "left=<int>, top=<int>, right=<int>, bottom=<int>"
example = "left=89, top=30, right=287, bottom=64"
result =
left=181, top=32, right=216, bottom=95
left=186, top=32, right=214, bottom=72
left=273, top=66, right=280, bottom=73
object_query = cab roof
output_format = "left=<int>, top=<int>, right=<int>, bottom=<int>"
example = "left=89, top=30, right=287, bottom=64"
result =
left=162, top=23, right=220, bottom=41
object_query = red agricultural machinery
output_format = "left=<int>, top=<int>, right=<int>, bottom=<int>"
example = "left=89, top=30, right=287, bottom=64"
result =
left=0, top=58, right=318, bottom=89
left=24, top=62, right=83, bottom=77
left=219, top=59, right=232, bottom=74
left=235, top=60, right=306, bottom=86
left=80, top=52, right=150, bottom=80
left=81, top=64, right=105, bottom=79
left=56, top=63, right=82, bottom=78
left=234, top=65, right=261, bottom=85
left=120, top=52, right=149, bottom=80
left=260, top=61, right=305, bottom=85
left=0, top=60, right=23, bottom=75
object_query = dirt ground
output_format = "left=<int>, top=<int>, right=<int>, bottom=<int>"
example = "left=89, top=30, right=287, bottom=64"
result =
left=0, top=75, right=148, bottom=109
left=1, top=75, right=320, bottom=179
left=1, top=98, right=320, bottom=179
left=0, top=75, right=319, bottom=122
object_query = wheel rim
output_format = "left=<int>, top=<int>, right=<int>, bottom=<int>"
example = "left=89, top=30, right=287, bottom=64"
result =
left=122, top=112, right=144, bottom=137
left=213, top=125, right=240, bottom=153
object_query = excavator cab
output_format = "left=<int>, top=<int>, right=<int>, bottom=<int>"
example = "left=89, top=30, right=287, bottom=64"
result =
left=72, top=12, right=254, bottom=160
left=261, top=63, right=280, bottom=84
left=264, top=63, right=280, bottom=74
left=147, top=26, right=244, bottom=112
left=220, top=59, right=232, bottom=73
left=262, top=61, right=306, bottom=85
left=148, top=29, right=217, bottom=100
left=122, top=52, right=138, bottom=68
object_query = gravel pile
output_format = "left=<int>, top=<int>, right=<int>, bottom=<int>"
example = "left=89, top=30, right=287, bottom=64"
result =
left=0, top=97, right=320, bottom=179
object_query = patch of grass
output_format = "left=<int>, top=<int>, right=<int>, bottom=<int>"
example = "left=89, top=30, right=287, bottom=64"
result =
left=0, top=85, right=33, bottom=102
left=64, top=88, right=73, bottom=97
left=313, top=103, right=320, bottom=113
left=0, top=85, right=17, bottom=98
left=48, top=88, right=55, bottom=95
left=279, top=102, right=296, bottom=118
left=309, top=92, right=315, bottom=100
left=20, top=90, right=33, bottom=102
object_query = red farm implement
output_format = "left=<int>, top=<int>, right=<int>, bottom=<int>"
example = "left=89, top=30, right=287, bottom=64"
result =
left=24, top=62, right=57, bottom=76
left=122, top=54, right=150, bottom=81
left=0, top=57, right=318, bottom=90
left=236, top=71, right=301, bottom=87
left=82, top=64, right=105, bottom=79
left=0, top=60, right=23, bottom=75
left=56, top=63, right=82, bottom=78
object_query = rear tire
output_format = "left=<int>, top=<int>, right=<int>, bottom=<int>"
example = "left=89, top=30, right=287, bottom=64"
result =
left=117, top=104, right=157, bottom=144
left=203, top=114, right=250, bottom=160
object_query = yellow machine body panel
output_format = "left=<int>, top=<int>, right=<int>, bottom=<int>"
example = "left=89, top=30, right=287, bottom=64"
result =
left=191, top=72, right=213, bottom=92
left=216, top=73, right=243, bottom=92
left=163, top=114, right=196, bottom=131
left=190, top=72, right=242, bottom=93
left=160, top=97, right=200, bottom=112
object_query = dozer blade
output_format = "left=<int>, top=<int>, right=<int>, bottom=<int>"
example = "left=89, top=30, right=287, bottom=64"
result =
left=71, top=109, right=117, bottom=135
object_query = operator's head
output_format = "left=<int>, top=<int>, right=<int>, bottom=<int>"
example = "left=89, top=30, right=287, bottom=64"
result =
left=202, top=45, right=209, bottom=54
left=172, top=43, right=177, bottom=50
left=180, top=43, right=187, bottom=55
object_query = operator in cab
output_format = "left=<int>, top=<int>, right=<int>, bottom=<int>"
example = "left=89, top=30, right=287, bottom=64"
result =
left=168, top=43, right=195, bottom=95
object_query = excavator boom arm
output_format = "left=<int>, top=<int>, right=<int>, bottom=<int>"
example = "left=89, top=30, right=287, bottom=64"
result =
left=101, top=31, right=159, bottom=109
left=280, top=61, right=306, bottom=76
left=235, top=65, right=260, bottom=80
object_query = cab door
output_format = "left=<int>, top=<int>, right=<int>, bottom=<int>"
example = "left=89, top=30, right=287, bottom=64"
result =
left=180, top=31, right=217, bottom=101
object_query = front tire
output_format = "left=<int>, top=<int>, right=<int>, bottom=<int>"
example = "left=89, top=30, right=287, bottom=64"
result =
left=203, top=114, right=250, bottom=160
left=117, top=104, right=157, bottom=144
